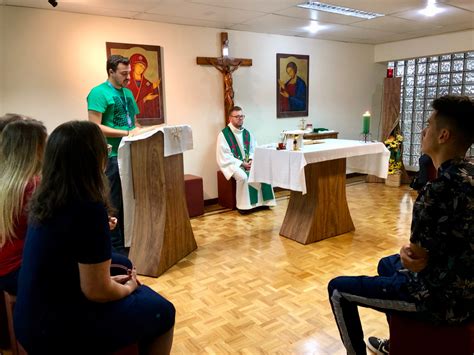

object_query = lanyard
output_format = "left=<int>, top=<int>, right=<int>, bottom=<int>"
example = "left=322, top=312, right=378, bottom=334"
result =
left=107, top=81, right=132, bottom=128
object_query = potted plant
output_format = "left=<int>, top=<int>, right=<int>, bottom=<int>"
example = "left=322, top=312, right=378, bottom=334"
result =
left=384, top=133, right=404, bottom=187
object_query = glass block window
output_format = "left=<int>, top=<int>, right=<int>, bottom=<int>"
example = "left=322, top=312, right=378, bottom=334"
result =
left=389, top=51, right=474, bottom=169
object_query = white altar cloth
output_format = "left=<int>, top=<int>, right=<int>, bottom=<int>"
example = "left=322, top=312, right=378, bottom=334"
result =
left=118, top=125, right=193, bottom=246
left=248, top=139, right=389, bottom=194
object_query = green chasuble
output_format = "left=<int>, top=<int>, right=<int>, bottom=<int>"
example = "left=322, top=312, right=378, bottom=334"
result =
left=221, top=126, right=274, bottom=204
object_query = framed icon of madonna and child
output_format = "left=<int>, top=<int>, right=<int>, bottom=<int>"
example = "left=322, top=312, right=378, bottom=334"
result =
left=276, top=53, right=309, bottom=118
left=106, top=42, right=165, bottom=125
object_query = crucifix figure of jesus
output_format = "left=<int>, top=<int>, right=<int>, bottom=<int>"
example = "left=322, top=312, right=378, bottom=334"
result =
left=197, top=32, right=252, bottom=127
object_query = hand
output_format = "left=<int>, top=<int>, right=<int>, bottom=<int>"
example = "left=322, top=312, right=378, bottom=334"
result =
left=278, top=79, right=285, bottom=90
left=127, top=127, right=141, bottom=137
left=400, top=244, right=428, bottom=272
left=108, top=216, right=117, bottom=231
left=280, top=90, right=289, bottom=98
left=143, top=93, right=159, bottom=103
left=124, top=267, right=139, bottom=293
left=242, top=161, right=252, bottom=171
left=111, top=274, right=131, bottom=284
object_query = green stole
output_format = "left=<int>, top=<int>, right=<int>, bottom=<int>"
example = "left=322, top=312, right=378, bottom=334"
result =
left=221, top=126, right=274, bottom=204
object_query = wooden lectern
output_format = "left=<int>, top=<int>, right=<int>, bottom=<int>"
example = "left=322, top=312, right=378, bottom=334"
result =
left=127, top=132, right=197, bottom=277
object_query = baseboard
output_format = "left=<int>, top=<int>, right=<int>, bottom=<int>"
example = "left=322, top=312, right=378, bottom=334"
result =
left=204, top=198, right=218, bottom=206
left=204, top=173, right=366, bottom=205
left=346, top=172, right=365, bottom=179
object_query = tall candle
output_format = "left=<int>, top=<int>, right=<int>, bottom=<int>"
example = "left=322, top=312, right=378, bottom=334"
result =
left=362, top=111, right=371, bottom=134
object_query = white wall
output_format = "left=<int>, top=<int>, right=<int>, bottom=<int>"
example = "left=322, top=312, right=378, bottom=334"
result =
left=1, top=6, right=385, bottom=199
left=374, top=30, right=474, bottom=62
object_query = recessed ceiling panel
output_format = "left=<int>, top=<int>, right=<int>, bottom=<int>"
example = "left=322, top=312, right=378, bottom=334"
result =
left=188, top=0, right=302, bottom=13
left=147, top=0, right=263, bottom=23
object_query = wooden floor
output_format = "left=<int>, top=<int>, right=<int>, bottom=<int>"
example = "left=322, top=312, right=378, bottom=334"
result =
left=140, top=181, right=417, bottom=354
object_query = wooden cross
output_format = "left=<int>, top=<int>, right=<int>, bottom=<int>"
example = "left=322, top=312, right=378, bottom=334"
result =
left=197, top=32, right=252, bottom=127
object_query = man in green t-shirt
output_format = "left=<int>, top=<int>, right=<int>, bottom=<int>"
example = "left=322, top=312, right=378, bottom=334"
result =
left=87, top=55, right=141, bottom=254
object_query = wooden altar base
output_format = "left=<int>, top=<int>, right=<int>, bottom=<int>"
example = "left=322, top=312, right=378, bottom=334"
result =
left=129, top=133, right=197, bottom=277
left=280, top=158, right=355, bottom=244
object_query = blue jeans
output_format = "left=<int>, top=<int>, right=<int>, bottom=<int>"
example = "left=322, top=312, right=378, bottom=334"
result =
left=106, top=156, right=126, bottom=254
left=328, top=254, right=418, bottom=355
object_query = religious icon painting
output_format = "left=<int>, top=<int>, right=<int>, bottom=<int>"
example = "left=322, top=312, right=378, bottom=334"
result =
left=276, top=53, right=309, bottom=118
left=106, top=42, right=165, bottom=125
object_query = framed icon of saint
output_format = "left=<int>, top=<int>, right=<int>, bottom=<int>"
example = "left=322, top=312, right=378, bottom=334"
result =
left=276, top=53, right=309, bottom=118
left=106, top=42, right=165, bottom=125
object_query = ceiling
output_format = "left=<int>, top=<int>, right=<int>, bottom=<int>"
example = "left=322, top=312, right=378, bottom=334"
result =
left=1, top=0, right=473, bottom=44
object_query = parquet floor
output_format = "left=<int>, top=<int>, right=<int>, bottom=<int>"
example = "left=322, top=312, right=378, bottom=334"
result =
left=140, top=182, right=417, bottom=354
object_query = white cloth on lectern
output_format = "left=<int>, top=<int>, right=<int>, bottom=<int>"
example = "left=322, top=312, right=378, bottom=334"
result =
left=216, top=124, right=276, bottom=210
left=162, top=125, right=193, bottom=157
left=118, top=124, right=193, bottom=247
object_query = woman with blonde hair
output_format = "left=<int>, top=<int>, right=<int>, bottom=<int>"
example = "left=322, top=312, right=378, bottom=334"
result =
left=0, top=119, right=47, bottom=294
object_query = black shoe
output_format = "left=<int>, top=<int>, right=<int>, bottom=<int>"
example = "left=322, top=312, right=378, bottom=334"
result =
left=237, top=209, right=253, bottom=215
left=367, top=337, right=389, bottom=355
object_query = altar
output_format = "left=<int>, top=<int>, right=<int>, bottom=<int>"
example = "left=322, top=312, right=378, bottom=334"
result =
left=117, top=125, right=197, bottom=276
left=249, top=139, right=390, bottom=244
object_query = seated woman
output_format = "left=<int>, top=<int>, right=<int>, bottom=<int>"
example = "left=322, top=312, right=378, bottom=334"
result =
left=0, top=118, right=129, bottom=295
left=14, top=121, right=175, bottom=354
left=0, top=119, right=47, bottom=295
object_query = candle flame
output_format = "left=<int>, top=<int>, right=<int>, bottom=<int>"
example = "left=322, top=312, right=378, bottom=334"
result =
left=364, top=111, right=371, bottom=116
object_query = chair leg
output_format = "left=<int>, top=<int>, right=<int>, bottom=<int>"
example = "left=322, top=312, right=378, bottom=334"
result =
left=0, top=292, right=11, bottom=349
left=4, top=292, right=19, bottom=355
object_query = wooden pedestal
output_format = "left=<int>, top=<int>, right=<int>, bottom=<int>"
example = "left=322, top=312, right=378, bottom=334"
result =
left=280, top=158, right=355, bottom=244
left=128, top=132, right=197, bottom=277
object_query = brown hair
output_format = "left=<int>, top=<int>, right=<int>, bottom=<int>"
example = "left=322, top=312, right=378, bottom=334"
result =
left=106, top=55, right=130, bottom=75
left=432, top=95, right=474, bottom=151
left=29, top=121, right=111, bottom=223
left=227, top=106, right=243, bottom=117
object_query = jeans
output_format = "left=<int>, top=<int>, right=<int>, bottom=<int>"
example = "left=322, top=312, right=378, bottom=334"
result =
left=328, top=254, right=418, bottom=355
left=105, top=156, right=126, bottom=254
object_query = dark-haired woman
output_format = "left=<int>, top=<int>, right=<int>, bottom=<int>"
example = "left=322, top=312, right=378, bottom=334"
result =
left=14, top=120, right=175, bottom=354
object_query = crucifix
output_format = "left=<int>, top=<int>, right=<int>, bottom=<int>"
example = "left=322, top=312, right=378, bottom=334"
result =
left=299, top=117, right=306, bottom=130
left=197, top=32, right=252, bottom=127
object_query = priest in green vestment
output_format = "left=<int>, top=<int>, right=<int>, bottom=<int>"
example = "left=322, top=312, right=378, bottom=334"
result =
left=216, top=106, right=276, bottom=212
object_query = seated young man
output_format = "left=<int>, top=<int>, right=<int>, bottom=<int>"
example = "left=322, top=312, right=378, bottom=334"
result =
left=216, top=106, right=276, bottom=213
left=328, top=95, right=473, bottom=355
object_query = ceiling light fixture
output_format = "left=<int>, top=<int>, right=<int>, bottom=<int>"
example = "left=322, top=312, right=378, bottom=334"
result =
left=48, top=0, right=58, bottom=7
left=297, top=2, right=384, bottom=20
left=419, top=0, right=443, bottom=16
left=307, top=21, right=320, bottom=33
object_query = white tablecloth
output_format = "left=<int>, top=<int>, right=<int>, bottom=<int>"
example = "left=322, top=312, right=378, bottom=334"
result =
left=248, top=139, right=389, bottom=194
left=117, top=125, right=193, bottom=246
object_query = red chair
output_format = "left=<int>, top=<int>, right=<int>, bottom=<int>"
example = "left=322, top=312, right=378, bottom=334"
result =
left=389, top=313, right=474, bottom=355
left=183, top=174, right=204, bottom=217
left=217, top=170, right=236, bottom=210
